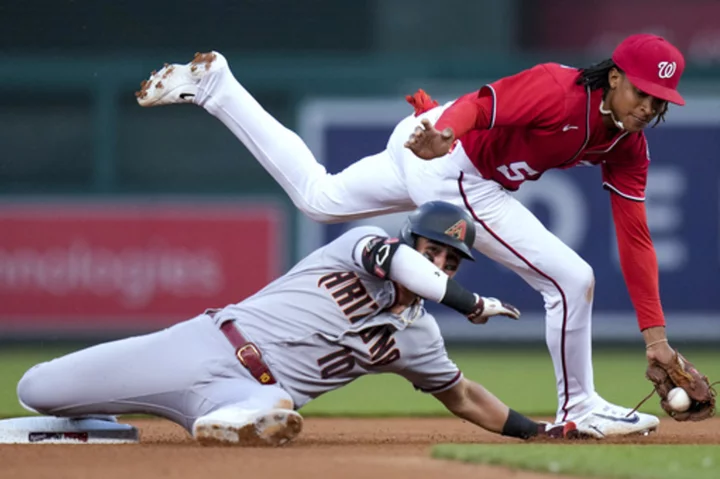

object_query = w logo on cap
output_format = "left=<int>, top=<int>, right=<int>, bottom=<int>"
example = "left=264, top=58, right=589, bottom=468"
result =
left=658, top=61, right=677, bottom=79
left=444, top=220, right=467, bottom=241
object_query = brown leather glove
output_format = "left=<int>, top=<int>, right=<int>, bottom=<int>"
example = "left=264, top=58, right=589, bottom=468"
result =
left=646, top=349, right=717, bottom=421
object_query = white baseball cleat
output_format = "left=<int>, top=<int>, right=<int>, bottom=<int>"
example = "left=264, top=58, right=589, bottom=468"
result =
left=135, top=51, right=228, bottom=107
left=0, top=416, right=139, bottom=444
left=574, top=401, right=660, bottom=439
left=193, top=407, right=303, bottom=447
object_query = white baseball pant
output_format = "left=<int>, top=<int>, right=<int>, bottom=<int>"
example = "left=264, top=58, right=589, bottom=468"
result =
left=195, top=66, right=601, bottom=422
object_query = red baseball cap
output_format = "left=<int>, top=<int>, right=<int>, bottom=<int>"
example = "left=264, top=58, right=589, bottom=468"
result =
left=612, top=34, right=686, bottom=106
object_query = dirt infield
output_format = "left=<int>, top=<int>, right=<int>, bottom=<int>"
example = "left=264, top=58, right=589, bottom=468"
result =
left=0, top=417, right=718, bottom=479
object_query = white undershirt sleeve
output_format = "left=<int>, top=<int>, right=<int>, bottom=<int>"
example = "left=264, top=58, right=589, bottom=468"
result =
left=353, top=236, right=448, bottom=302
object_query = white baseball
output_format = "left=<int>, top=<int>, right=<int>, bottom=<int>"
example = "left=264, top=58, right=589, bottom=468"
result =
left=667, top=387, right=691, bottom=412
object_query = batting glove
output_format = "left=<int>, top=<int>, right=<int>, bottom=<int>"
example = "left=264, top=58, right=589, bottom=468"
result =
left=467, top=295, right=521, bottom=324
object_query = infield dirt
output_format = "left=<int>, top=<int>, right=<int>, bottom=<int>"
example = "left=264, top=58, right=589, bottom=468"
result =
left=0, top=417, right=717, bottom=479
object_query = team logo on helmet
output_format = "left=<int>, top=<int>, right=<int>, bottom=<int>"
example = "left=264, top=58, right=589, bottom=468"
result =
left=444, top=219, right=467, bottom=241
left=658, top=61, right=677, bottom=79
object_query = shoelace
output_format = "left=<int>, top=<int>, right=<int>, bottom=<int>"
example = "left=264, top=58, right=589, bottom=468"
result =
left=627, top=380, right=719, bottom=417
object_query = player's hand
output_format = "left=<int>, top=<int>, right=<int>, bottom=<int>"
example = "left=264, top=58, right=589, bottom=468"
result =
left=645, top=339, right=676, bottom=366
left=404, top=118, right=455, bottom=160
left=467, top=295, right=521, bottom=324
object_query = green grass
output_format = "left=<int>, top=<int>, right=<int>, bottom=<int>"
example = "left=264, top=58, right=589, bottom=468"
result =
left=431, top=444, right=720, bottom=479
left=302, top=347, right=720, bottom=417
left=1, top=345, right=718, bottom=417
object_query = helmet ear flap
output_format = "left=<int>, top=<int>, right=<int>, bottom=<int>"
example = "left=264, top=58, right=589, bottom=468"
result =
left=399, top=222, right=416, bottom=247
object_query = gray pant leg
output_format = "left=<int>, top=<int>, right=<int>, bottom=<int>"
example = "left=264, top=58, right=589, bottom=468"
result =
left=17, top=314, right=288, bottom=432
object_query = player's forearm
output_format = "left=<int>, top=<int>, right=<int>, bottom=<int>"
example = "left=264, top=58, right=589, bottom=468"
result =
left=618, top=241, right=665, bottom=331
left=390, top=245, right=477, bottom=313
left=358, top=236, right=479, bottom=314
left=443, top=380, right=542, bottom=439
left=642, top=326, right=668, bottom=345
left=434, top=92, right=492, bottom=138
left=440, top=379, right=509, bottom=432
left=611, top=194, right=665, bottom=331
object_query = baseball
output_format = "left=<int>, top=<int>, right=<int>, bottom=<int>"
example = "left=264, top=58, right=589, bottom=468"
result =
left=667, top=387, right=691, bottom=412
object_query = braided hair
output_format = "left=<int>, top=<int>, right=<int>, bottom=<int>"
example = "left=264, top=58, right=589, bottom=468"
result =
left=576, top=59, right=668, bottom=127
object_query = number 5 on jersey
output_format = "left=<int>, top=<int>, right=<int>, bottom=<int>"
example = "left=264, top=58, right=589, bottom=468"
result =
left=497, top=161, right=539, bottom=181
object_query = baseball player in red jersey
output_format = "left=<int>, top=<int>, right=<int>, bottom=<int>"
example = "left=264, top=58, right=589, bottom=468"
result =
left=135, top=33, right=715, bottom=438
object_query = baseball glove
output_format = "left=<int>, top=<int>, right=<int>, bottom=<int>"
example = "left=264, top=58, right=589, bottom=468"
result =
left=645, top=349, right=717, bottom=421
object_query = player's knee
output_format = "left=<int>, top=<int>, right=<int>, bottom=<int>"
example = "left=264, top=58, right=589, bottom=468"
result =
left=17, top=363, right=57, bottom=414
left=296, top=203, right=344, bottom=223
left=543, top=259, right=594, bottom=306
left=293, top=194, right=352, bottom=224
left=576, top=261, right=595, bottom=297
left=562, top=260, right=595, bottom=302
left=290, top=176, right=360, bottom=223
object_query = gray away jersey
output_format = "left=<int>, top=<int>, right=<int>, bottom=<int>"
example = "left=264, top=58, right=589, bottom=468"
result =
left=213, top=226, right=462, bottom=409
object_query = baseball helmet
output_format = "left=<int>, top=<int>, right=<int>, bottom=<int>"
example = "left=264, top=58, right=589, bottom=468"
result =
left=399, top=201, right=476, bottom=261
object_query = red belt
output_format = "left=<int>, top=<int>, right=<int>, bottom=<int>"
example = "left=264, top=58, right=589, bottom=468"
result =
left=219, top=319, right=277, bottom=385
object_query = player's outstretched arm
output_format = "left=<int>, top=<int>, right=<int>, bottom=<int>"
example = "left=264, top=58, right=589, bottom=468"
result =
left=359, top=236, right=520, bottom=322
left=433, top=378, right=541, bottom=439
left=609, top=194, right=717, bottom=420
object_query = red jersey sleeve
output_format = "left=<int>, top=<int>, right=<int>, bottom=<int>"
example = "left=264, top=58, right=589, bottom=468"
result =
left=601, top=134, right=650, bottom=201
left=605, top=134, right=664, bottom=330
left=611, top=195, right=666, bottom=330
left=435, top=63, right=567, bottom=138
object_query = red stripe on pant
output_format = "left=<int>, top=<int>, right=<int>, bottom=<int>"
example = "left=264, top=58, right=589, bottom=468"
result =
left=456, top=171, right=572, bottom=421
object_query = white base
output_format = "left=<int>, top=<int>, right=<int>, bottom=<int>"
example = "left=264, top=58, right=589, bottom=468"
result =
left=0, top=416, right=139, bottom=444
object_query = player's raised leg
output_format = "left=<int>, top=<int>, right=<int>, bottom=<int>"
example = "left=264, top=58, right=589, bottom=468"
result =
left=136, top=52, right=416, bottom=223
